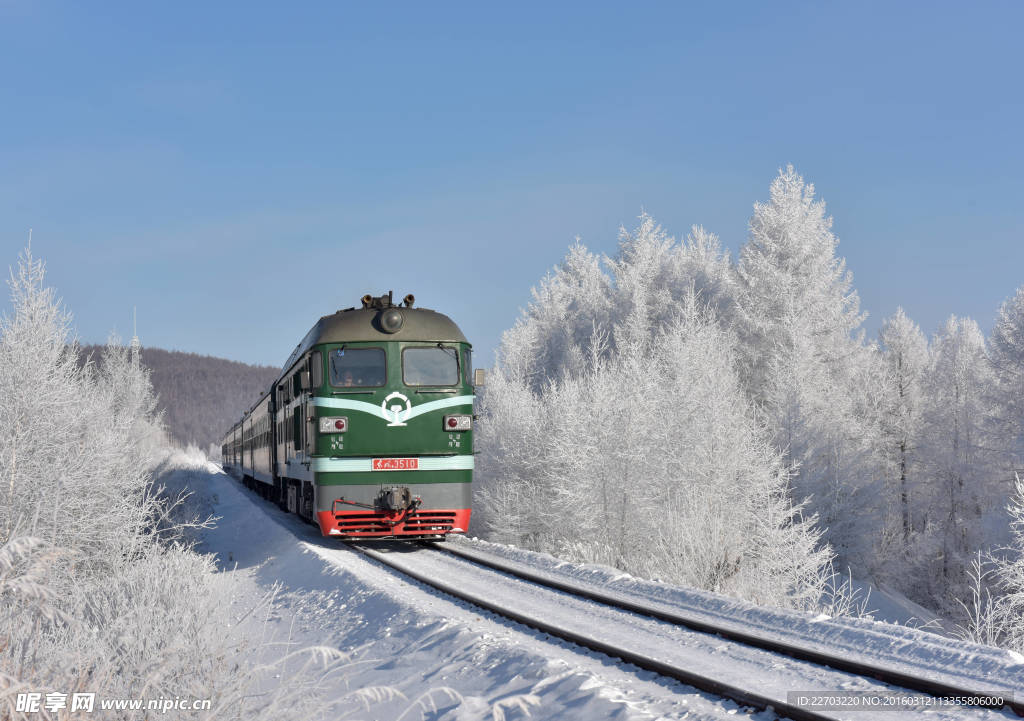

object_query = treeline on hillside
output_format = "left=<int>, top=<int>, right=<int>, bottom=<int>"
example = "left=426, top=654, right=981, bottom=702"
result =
left=81, top=345, right=280, bottom=451
left=476, top=165, right=1024, bottom=648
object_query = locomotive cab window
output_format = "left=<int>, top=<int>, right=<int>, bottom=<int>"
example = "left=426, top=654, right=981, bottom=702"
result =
left=329, top=347, right=386, bottom=387
left=311, top=351, right=323, bottom=389
left=403, top=346, right=459, bottom=386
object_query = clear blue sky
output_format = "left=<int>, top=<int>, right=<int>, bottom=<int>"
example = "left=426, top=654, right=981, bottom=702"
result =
left=2, top=1, right=1021, bottom=367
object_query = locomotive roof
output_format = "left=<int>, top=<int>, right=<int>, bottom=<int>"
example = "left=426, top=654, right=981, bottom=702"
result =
left=281, top=305, right=468, bottom=372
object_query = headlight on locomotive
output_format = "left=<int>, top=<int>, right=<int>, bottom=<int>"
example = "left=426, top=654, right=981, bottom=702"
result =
left=443, top=414, right=472, bottom=431
left=319, top=416, right=348, bottom=433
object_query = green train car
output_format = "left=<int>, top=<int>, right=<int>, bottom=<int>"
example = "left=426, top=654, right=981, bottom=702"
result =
left=221, top=292, right=480, bottom=538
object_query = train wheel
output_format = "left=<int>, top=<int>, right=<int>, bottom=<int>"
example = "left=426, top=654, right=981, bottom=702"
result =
left=275, top=477, right=288, bottom=511
left=286, top=481, right=298, bottom=515
left=301, top=482, right=316, bottom=526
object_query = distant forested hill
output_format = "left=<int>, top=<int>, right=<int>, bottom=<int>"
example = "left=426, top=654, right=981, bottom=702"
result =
left=81, top=345, right=280, bottom=450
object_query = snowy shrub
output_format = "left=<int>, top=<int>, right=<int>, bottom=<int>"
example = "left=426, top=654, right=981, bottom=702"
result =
left=165, top=443, right=211, bottom=471
left=0, top=530, right=364, bottom=720
left=952, top=551, right=1005, bottom=648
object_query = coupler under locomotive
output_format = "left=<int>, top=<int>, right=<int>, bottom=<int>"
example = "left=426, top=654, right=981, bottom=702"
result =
left=319, top=486, right=470, bottom=539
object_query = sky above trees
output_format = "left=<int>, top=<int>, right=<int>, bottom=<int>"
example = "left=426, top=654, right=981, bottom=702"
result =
left=1, top=1, right=1022, bottom=366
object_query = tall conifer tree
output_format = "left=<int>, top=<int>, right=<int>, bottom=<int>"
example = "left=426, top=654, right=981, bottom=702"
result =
left=735, top=166, right=883, bottom=570
left=989, top=286, right=1024, bottom=466
left=879, top=308, right=929, bottom=545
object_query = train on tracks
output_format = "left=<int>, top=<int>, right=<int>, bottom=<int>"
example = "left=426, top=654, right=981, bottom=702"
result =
left=220, top=292, right=481, bottom=539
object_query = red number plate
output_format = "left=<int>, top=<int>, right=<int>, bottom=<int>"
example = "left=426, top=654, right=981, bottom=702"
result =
left=372, top=458, right=419, bottom=471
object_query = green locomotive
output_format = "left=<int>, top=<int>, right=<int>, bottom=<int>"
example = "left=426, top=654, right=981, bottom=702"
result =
left=221, top=292, right=479, bottom=538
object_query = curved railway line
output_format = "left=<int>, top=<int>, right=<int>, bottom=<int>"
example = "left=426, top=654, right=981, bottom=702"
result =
left=432, top=541, right=1023, bottom=715
left=351, top=540, right=1022, bottom=721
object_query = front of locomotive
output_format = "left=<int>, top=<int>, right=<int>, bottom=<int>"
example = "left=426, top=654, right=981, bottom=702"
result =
left=310, top=293, right=475, bottom=538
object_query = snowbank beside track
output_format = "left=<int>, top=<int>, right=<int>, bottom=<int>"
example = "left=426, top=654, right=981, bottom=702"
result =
left=449, top=536, right=1024, bottom=698
left=193, top=463, right=778, bottom=721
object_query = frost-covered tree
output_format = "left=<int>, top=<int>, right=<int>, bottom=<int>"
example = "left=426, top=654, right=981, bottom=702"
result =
left=917, top=316, right=1000, bottom=608
left=0, top=249, right=168, bottom=562
left=96, top=338, right=165, bottom=470
left=0, top=248, right=82, bottom=544
left=0, top=247, right=360, bottom=720
left=477, top=220, right=833, bottom=609
left=499, top=214, right=736, bottom=396
left=673, top=224, right=736, bottom=321
left=605, top=215, right=735, bottom=341
left=879, top=308, right=929, bottom=545
left=734, top=166, right=884, bottom=571
left=483, top=214, right=736, bottom=542
left=993, top=474, right=1024, bottom=652
left=498, top=240, right=614, bottom=393
left=989, top=286, right=1024, bottom=466
left=734, top=166, right=866, bottom=400
left=472, top=363, right=554, bottom=547
left=482, top=174, right=1024, bottom=631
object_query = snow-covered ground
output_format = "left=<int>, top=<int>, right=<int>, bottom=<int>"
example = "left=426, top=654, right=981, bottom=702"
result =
left=195, top=463, right=767, bottom=720
left=842, top=578, right=944, bottom=630
left=187, top=462, right=1021, bottom=720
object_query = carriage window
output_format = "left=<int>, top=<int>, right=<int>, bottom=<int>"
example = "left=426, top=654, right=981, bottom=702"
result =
left=462, top=348, right=472, bottom=385
left=403, top=346, right=459, bottom=386
left=329, top=347, right=386, bottom=387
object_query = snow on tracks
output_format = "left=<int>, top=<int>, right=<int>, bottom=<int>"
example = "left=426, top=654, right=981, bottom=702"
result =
left=434, top=540, right=1023, bottom=715
left=351, top=542, right=1016, bottom=721
left=449, top=538, right=1024, bottom=701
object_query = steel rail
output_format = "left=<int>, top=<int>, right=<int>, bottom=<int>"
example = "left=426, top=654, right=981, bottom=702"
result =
left=431, top=541, right=1022, bottom=717
left=355, top=542, right=853, bottom=721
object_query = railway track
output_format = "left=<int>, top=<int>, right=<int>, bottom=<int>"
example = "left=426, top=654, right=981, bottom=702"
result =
left=352, top=540, right=1021, bottom=721
left=432, top=541, right=1023, bottom=714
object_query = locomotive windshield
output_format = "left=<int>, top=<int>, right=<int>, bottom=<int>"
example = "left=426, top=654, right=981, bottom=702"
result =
left=403, top=346, right=459, bottom=386
left=329, top=347, right=386, bottom=387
